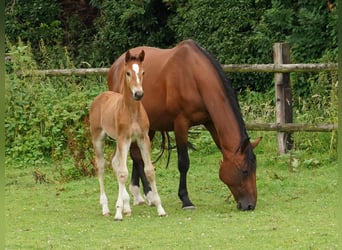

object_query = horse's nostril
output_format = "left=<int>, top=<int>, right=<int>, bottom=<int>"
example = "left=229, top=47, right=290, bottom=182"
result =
left=237, top=202, right=255, bottom=211
left=247, top=204, right=255, bottom=211
left=134, top=92, right=144, bottom=100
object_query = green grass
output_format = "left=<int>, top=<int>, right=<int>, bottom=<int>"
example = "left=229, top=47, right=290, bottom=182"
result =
left=5, top=132, right=338, bottom=249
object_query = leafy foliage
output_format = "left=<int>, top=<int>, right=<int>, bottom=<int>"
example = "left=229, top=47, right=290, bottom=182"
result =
left=87, top=0, right=176, bottom=65
left=5, top=0, right=63, bottom=49
left=4, top=1, right=338, bottom=175
left=5, top=0, right=338, bottom=91
left=5, top=41, right=105, bottom=174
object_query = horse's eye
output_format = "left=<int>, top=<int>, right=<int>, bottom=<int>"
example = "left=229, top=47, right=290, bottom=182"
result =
left=241, top=169, right=248, bottom=176
left=142, top=71, right=145, bottom=76
left=126, top=72, right=131, bottom=77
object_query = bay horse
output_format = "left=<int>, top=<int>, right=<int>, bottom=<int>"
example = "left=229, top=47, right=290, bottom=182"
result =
left=107, top=40, right=262, bottom=211
left=89, top=50, right=166, bottom=220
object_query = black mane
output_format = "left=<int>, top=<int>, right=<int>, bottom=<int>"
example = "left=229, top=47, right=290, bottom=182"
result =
left=189, top=40, right=248, bottom=141
left=189, top=40, right=256, bottom=169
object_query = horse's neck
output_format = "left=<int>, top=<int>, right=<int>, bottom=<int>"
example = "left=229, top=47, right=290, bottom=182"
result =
left=203, top=87, right=243, bottom=155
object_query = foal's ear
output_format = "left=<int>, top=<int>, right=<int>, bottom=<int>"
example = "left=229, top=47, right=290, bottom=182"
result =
left=125, top=50, right=131, bottom=63
left=138, top=50, right=145, bottom=62
left=251, top=137, right=262, bottom=148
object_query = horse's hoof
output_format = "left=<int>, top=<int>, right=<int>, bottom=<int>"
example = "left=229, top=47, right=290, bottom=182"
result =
left=114, top=218, right=123, bottom=222
left=182, top=205, right=196, bottom=210
left=159, top=213, right=167, bottom=217
left=124, top=211, right=132, bottom=217
left=103, top=212, right=111, bottom=217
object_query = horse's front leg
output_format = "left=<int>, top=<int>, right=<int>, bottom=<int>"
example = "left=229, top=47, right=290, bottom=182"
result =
left=112, top=139, right=131, bottom=221
left=174, top=121, right=195, bottom=209
left=138, top=134, right=166, bottom=217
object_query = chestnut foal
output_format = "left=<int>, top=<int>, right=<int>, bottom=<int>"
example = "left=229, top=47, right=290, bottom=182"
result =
left=89, top=50, right=166, bottom=221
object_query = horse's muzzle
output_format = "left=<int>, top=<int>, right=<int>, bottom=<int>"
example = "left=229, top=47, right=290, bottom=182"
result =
left=237, top=201, right=255, bottom=211
left=133, top=91, right=144, bottom=100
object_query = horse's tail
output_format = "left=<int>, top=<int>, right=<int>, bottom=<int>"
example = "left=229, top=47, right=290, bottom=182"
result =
left=152, top=131, right=172, bottom=168
left=152, top=131, right=197, bottom=168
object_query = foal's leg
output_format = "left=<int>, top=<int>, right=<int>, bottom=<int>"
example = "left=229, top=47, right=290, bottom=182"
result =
left=112, top=139, right=131, bottom=221
left=129, top=130, right=155, bottom=205
left=92, top=130, right=110, bottom=215
left=138, top=135, right=166, bottom=217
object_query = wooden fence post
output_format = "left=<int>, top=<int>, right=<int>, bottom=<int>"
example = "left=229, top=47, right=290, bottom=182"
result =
left=273, top=43, right=294, bottom=154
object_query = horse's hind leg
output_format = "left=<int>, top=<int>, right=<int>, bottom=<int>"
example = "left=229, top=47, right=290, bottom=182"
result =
left=138, top=135, right=166, bottom=217
left=92, top=129, right=110, bottom=216
left=129, top=142, right=149, bottom=205
left=112, top=139, right=131, bottom=221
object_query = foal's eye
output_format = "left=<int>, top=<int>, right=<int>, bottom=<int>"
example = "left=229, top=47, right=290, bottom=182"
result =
left=126, top=72, right=131, bottom=77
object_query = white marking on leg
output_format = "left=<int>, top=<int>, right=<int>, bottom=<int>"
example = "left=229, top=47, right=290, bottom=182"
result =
left=113, top=140, right=131, bottom=221
left=138, top=136, right=167, bottom=217
left=93, top=131, right=110, bottom=216
left=130, top=184, right=146, bottom=205
left=100, top=193, right=110, bottom=216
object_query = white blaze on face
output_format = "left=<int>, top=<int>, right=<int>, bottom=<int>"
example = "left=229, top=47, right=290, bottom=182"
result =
left=132, top=63, right=141, bottom=84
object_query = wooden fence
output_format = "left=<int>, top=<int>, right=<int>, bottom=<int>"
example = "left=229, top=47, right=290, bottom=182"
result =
left=24, top=43, right=338, bottom=153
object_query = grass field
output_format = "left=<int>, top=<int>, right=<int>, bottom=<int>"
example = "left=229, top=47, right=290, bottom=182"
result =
left=5, top=131, right=338, bottom=249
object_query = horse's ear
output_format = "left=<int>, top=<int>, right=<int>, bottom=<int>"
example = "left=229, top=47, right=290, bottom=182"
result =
left=125, top=50, right=131, bottom=63
left=251, top=137, right=262, bottom=149
left=240, top=138, right=250, bottom=153
left=240, top=137, right=262, bottom=153
left=139, top=50, right=145, bottom=62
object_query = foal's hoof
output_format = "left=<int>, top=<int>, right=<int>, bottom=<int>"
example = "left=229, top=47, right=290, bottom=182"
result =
left=136, top=201, right=146, bottom=206
left=124, top=211, right=132, bottom=217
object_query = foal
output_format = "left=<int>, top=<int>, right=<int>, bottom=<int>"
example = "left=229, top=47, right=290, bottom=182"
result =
left=89, top=50, right=166, bottom=221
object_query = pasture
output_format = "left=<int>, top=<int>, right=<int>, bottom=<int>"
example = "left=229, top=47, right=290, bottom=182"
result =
left=5, top=131, right=338, bottom=249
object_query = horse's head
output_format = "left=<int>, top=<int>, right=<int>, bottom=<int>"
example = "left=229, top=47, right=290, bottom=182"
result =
left=124, top=50, right=145, bottom=100
left=219, top=137, right=262, bottom=211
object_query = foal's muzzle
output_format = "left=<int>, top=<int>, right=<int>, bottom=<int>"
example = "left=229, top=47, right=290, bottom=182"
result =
left=133, top=90, right=144, bottom=101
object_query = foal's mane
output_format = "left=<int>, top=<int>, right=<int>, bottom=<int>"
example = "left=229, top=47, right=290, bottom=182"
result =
left=188, top=40, right=255, bottom=166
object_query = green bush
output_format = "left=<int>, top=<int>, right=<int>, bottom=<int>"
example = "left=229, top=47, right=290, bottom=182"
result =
left=5, top=41, right=105, bottom=175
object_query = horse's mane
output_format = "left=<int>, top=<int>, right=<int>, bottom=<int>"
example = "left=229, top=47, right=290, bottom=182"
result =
left=188, top=40, right=256, bottom=168
left=188, top=40, right=248, bottom=142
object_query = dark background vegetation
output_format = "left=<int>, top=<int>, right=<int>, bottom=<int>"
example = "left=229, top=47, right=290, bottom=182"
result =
left=5, top=0, right=338, bottom=174
left=5, top=0, right=338, bottom=90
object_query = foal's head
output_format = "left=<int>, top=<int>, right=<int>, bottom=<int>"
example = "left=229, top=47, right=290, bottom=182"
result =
left=124, top=50, right=145, bottom=101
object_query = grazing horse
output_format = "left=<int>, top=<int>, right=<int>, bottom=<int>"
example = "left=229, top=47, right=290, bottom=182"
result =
left=108, top=40, right=262, bottom=211
left=89, top=50, right=166, bottom=220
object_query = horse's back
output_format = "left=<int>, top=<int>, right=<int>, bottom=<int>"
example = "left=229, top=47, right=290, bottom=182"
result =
left=108, top=40, right=218, bottom=131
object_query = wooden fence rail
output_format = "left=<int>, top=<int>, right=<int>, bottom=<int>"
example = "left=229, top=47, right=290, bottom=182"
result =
left=25, top=63, right=338, bottom=76
left=20, top=43, right=338, bottom=153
